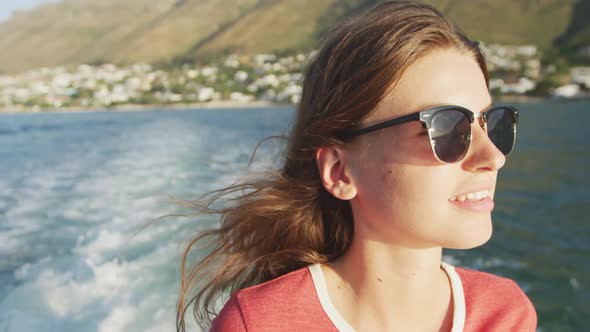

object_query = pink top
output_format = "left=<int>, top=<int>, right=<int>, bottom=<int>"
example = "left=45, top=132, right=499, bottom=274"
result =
left=211, top=263, right=537, bottom=331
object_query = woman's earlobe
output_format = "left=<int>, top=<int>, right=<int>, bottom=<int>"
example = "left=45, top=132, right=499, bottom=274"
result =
left=315, top=147, right=357, bottom=200
left=333, top=184, right=357, bottom=200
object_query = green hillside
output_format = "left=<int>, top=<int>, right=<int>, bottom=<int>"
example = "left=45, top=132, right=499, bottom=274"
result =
left=0, top=0, right=588, bottom=73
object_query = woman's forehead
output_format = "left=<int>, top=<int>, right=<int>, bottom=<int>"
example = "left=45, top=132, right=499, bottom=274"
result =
left=368, top=49, right=491, bottom=122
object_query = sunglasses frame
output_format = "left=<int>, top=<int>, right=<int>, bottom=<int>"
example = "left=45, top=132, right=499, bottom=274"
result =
left=340, top=105, right=519, bottom=163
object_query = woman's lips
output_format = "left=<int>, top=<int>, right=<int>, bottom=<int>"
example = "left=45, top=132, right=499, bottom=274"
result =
left=449, top=196, right=494, bottom=213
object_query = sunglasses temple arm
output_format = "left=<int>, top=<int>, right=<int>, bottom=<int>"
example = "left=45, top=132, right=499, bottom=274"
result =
left=342, top=113, right=421, bottom=138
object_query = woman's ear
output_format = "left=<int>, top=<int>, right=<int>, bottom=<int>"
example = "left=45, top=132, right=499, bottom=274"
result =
left=315, top=146, right=357, bottom=200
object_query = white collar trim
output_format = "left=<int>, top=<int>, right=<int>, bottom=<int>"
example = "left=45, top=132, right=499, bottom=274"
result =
left=308, top=263, right=356, bottom=332
left=441, top=261, right=466, bottom=332
left=308, top=262, right=465, bottom=332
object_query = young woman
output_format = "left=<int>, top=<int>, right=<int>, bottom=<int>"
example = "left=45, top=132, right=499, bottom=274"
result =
left=176, top=1, right=537, bottom=331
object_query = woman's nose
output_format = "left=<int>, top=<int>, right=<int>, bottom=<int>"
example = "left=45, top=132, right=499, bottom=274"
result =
left=461, top=123, right=506, bottom=172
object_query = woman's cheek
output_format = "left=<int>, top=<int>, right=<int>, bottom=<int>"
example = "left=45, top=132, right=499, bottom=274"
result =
left=385, top=137, right=439, bottom=166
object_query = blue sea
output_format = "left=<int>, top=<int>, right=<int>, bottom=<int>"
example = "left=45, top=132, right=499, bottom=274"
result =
left=0, top=101, right=588, bottom=331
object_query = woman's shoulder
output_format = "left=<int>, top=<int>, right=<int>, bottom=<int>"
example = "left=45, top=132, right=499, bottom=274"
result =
left=211, top=265, right=335, bottom=331
left=454, top=266, right=530, bottom=299
left=454, top=266, right=537, bottom=331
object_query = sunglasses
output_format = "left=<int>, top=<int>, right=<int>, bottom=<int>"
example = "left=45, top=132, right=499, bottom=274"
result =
left=341, top=105, right=519, bottom=163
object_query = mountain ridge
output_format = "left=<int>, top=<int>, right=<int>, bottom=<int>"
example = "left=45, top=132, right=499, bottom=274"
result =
left=0, top=0, right=588, bottom=74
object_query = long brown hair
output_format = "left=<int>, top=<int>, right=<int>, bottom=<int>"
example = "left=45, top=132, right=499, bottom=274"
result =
left=175, top=1, right=488, bottom=330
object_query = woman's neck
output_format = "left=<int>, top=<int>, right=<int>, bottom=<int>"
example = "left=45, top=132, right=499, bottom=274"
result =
left=322, top=233, right=454, bottom=331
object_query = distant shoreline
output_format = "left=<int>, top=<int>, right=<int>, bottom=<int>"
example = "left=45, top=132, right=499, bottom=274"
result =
left=494, top=95, right=546, bottom=103
left=495, top=94, right=590, bottom=103
left=0, top=100, right=290, bottom=114
left=1, top=95, right=589, bottom=114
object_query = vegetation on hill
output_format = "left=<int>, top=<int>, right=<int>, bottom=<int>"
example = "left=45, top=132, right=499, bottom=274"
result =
left=0, top=0, right=588, bottom=73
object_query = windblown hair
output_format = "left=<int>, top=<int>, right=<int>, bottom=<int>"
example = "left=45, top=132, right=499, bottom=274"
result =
left=176, top=1, right=488, bottom=330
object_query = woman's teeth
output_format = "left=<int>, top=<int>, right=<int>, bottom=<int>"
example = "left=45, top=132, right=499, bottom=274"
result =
left=450, top=190, right=490, bottom=202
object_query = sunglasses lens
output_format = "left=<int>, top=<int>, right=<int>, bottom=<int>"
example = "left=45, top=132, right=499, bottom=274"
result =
left=430, top=109, right=471, bottom=163
left=486, top=107, right=516, bottom=155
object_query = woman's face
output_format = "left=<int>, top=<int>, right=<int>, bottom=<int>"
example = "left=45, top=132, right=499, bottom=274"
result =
left=343, top=49, right=505, bottom=249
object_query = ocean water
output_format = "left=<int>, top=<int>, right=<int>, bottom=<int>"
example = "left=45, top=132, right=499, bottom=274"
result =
left=0, top=101, right=588, bottom=331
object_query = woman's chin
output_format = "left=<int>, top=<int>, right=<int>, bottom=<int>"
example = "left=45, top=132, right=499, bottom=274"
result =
left=445, top=217, right=493, bottom=250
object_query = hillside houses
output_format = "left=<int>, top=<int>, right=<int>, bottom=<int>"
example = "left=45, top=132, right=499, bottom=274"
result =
left=0, top=52, right=308, bottom=110
left=0, top=46, right=588, bottom=111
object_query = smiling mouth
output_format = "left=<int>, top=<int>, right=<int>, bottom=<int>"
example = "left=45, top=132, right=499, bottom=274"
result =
left=449, top=189, right=490, bottom=202
left=448, top=191, right=494, bottom=213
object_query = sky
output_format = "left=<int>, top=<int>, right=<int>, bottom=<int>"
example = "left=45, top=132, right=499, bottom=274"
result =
left=0, top=0, right=59, bottom=22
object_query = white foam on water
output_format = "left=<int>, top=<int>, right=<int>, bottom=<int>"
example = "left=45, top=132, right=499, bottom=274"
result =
left=1, top=113, right=290, bottom=332
left=569, top=277, right=580, bottom=290
left=74, top=230, right=127, bottom=264
left=97, top=305, right=138, bottom=332
left=2, top=239, right=192, bottom=330
left=0, top=308, right=60, bottom=332
left=0, top=216, right=43, bottom=261
left=470, top=256, right=525, bottom=270
left=0, top=235, right=20, bottom=255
